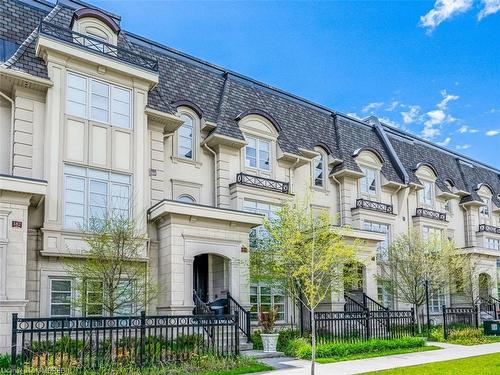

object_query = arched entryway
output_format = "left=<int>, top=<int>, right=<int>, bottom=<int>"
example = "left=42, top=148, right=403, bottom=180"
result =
left=193, top=253, right=230, bottom=303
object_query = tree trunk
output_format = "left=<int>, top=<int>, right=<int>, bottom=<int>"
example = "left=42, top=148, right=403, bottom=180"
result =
left=311, top=307, right=316, bottom=375
left=415, top=304, right=422, bottom=334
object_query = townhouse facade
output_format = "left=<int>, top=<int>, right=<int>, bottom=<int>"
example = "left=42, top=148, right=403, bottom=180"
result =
left=0, top=0, right=499, bottom=352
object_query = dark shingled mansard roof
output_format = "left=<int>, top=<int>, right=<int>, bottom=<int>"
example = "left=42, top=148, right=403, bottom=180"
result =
left=2, top=0, right=499, bottom=206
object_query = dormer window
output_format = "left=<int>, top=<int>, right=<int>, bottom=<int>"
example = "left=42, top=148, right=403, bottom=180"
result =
left=360, top=166, right=378, bottom=197
left=480, top=197, right=491, bottom=218
left=178, top=113, right=194, bottom=159
left=313, top=152, right=325, bottom=187
left=245, top=136, right=270, bottom=172
left=71, top=8, right=121, bottom=46
left=419, top=181, right=434, bottom=206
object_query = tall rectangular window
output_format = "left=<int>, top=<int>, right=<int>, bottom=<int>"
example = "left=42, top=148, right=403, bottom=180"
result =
left=360, top=167, right=377, bottom=197
left=90, top=79, right=110, bottom=123
left=313, top=154, right=324, bottom=187
left=50, top=279, right=72, bottom=317
left=178, top=114, right=194, bottom=159
left=429, top=288, right=446, bottom=313
left=66, top=73, right=87, bottom=118
left=85, top=280, right=103, bottom=316
left=66, top=72, right=131, bottom=129
left=423, top=226, right=441, bottom=241
left=64, top=165, right=131, bottom=229
left=250, top=285, right=285, bottom=322
left=487, top=238, right=500, bottom=250
left=480, top=198, right=491, bottom=219
left=419, top=181, right=434, bottom=206
left=363, top=221, right=390, bottom=261
left=245, top=136, right=271, bottom=172
left=243, top=199, right=280, bottom=245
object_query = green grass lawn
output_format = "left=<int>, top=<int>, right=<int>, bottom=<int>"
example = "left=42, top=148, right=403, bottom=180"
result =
left=363, top=353, right=500, bottom=374
left=315, top=345, right=440, bottom=364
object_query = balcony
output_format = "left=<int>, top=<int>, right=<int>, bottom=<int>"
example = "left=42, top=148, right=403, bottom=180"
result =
left=478, top=224, right=500, bottom=235
left=38, top=22, right=158, bottom=72
left=414, top=207, right=447, bottom=222
left=355, top=198, right=393, bottom=214
left=234, top=172, right=290, bottom=194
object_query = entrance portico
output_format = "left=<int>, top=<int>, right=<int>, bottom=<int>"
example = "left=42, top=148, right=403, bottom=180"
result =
left=148, top=199, right=262, bottom=315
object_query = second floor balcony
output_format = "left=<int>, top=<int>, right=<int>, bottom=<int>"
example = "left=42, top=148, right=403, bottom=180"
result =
left=234, top=172, right=290, bottom=194
left=38, top=21, right=159, bottom=72
left=355, top=198, right=393, bottom=214
left=415, top=207, right=447, bottom=222
left=478, top=224, right=500, bottom=235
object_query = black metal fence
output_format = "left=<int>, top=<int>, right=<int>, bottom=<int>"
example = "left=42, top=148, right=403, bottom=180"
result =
left=11, top=312, right=239, bottom=373
left=442, top=306, right=478, bottom=339
left=314, top=309, right=415, bottom=344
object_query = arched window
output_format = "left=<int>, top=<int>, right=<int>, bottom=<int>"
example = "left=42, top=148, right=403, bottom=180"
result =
left=313, top=153, right=324, bottom=187
left=177, top=194, right=196, bottom=204
left=178, top=113, right=194, bottom=159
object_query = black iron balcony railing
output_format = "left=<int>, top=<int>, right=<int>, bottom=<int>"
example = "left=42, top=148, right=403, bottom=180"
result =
left=38, top=21, right=159, bottom=72
left=355, top=198, right=393, bottom=214
left=415, top=207, right=447, bottom=221
left=478, top=224, right=500, bottom=235
left=235, top=172, right=290, bottom=194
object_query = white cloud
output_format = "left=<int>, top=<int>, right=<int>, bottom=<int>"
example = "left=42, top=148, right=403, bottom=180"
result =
left=379, top=117, right=400, bottom=128
left=437, top=137, right=452, bottom=146
left=419, top=0, right=473, bottom=32
left=347, top=112, right=361, bottom=119
left=458, top=125, right=478, bottom=133
left=401, top=105, right=421, bottom=124
left=425, top=110, right=447, bottom=126
left=486, top=130, right=500, bottom=136
left=456, top=144, right=471, bottom=150
left=385, top=101, right=400, bottom=112
left=478, top=0, right=500, bottom=20
left=362, top=102, right=384, bottom=113
left=437, top=90, right=459, bottom=110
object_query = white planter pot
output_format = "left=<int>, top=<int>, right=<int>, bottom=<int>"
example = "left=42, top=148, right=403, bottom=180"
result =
left=261, top=333, right=279, bottom=353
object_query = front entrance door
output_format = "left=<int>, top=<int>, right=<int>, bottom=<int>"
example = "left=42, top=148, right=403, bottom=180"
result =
left=193, top=254, right=209, bottom=302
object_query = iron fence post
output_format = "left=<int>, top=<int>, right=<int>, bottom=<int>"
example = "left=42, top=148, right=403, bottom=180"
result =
left=234, top=311, right=240, bottom=355
left=140, top=311, right=146, bottom=367
left=474, top=305, right=479, bottom=328
left=246, top=311, right=252, bottom=343
left=410, top=308, right=415, bottom=336
left=365, top=309, right=371, bottom=340
left=11, top=313, right=18, bottom=373
left=442, top=305, right=447, bottom=340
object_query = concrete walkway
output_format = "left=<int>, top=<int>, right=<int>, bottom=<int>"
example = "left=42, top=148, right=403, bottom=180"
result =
left=257, top=341, right=500, bottom=374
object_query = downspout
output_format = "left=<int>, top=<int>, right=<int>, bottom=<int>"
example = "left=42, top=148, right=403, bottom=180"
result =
left=331, top=174, right=343, bottom=226
left=461, top=204, right=470, bottom=247
left=203, top=143, right=217, bottom=207
left=0, top=91, right=14, bottom=174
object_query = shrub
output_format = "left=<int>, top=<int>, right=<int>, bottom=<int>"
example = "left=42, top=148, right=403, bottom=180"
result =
left=447, top=328, right=490, bottom=345
left=0, top=354, right=11, bottom=370
left=291, top=337, right=425, bottom=359
left=251, top=328, right=300, bottom=352
left=283, top=337, right=310, bottom=357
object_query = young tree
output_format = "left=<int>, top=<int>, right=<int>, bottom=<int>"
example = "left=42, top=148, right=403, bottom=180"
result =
left=250, top=200, right=358, bottom=375
left=65, top=217, right=156, bottom=316
left=378, top=231, right=463, bottom=332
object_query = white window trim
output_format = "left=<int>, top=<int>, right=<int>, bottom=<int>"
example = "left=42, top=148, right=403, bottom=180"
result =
left=358, top=165, right=380, bottom=200
left=66, top=71, right=132, bottom=129
left=49, top=278, right=74, bottom=318
left=312, top=150, right=328, bottom=190
left=244, top=134, right=273, bottom=175
left=250, top=283, right=286, bottom=324
left=63, top=164, right=132, bottom=230
left=418, top=180, right=435, bottom=208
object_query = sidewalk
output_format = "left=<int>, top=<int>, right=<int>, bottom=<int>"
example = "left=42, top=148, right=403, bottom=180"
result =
left=257, top=341, right=500, bottom=374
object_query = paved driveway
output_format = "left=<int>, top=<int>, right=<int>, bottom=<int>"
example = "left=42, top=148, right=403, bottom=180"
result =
left=257, top=341, right=500, bottom=374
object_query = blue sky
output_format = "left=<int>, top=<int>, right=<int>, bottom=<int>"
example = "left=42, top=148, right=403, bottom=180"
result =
left=91, top=0, right=500, bottom=167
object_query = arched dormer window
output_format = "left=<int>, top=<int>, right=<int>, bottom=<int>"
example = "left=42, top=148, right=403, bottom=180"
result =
left=177, top=194, right=196, bottom=204
left=174, top=106, right=200, bottom=163
left=312, top=147, right=328, bottom=188
left=354, top=149, right=383, bottom=200
left=71, top=8, right=120, bottom=46
left=478, top=185, right=493, bottom=222
left=415, top=164, right=437, bottom=208
left=238, top=114, right=278, bottom=177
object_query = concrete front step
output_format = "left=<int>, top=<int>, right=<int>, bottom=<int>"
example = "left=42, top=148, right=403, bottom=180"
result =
left=241, top=349, right=286, bottom=359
